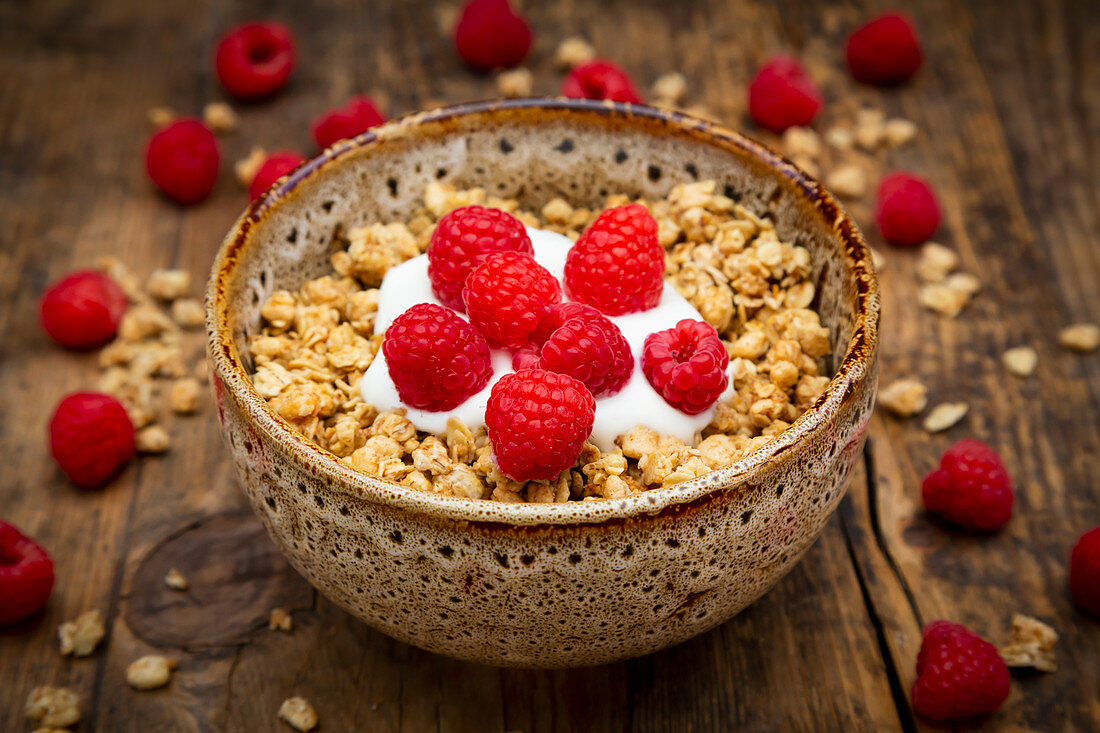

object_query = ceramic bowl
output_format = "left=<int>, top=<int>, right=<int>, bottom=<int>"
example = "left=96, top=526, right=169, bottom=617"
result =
left=205, top=99, right=879, bottom=668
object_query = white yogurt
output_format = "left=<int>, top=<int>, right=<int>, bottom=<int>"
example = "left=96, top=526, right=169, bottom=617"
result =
left=361, top=228, right=734, bottom=450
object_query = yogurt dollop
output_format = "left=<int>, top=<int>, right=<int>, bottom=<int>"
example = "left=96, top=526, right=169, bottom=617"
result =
left=360, top=228, right=733, bottom=450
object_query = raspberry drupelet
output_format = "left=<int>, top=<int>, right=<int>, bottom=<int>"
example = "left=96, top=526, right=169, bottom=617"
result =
left=311, top=96, right=386, bottom=150
left=921, top=438, right=1013, bottom=531
left=453, top=0, right=532, bottom=72
left=0, top=521, right=55, bottom=626
left=846, top=12, right=923, bottom=87
left=248, top=151, right=306, bottom=201
left=748, top=57, right=823, bottom=132
left=39, top=270, right=129, bottom=350
left=144, top=119, right=220, bottom=205
left=642, top=319, right=730, bottom=414
left=462, top=252, right=562, bottom=349
left=911, top=621, right=1010, bottom=722
left=49, top=392, right=136, bottom=489
left=214, top=21, right=297, bottom=100
left=561, top=61, right=642, bottom=104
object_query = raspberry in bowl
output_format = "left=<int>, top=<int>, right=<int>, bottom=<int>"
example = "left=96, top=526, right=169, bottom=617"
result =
left=207, top=99, right=879, bottom=667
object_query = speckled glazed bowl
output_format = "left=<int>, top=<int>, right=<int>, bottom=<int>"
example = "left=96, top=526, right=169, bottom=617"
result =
left=206, top=99, right=879, bottom=668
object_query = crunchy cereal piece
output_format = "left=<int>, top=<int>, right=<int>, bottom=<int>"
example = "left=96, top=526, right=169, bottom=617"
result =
left=697, top=434, right=744, bottom=469
left=853, top=108, right=885, bottom=150
left=616, top=426, right=659, bottom=459
left=918, top=282, right=970, bottom=318
left=824, top=164, right=867, bottom=199
left=118, top=304, right=173, bottom=341
left=999, top=614, right=1058, bottom=672
left=345, top=289, right=379, bottom=335
left=202, top=102, right=238, bottom=133
left=795, top=374, right=831, bottom=409
left=169, top=377, right=202, bottom=414
left=164, top=568, right=189, bottom=591
left=1059, top=323, right=1100, bottom=352
left=878, top=378, right=928, bottom=417
left=945, top=272, right=981, bottom=296
left=601, top=474, right=634, bottom=499
left=235, top=146, right=267, bottom=187
left=916, top=242, right=958, bottom=282
left=436, top=465, right=486, bottom=500
left=781, top=126, right=822, bottom=160
left=411, top=436, right=451, bottom=475
left=170, top=298, right=205, bottom=328
left=581, top=451, right=627, bottom=485
left=824, top=125, right=853, bottom=150
left=729, top=330, right=770, bottom=360
left=1003, top=346, right=1038, bottom=377
left=696, top=284, right=735, bottom=332
left=923, top=402, right=969, bottom=432
left=346, top=435, right=404, bottom=475
left=147, top=106, right=175, bottom=128
left=555, top=36, right=596, bottom=69
left=370, top=411, right=416, bottom=443
left=651, top=72, right=688, bottom=105
left=883, top=118, right=918, bottom=147
left=58, top=609, right=105, bottom=657
left=402, top=470, right=433, bottom=492
left=136, top=425, right=171, bottom=454
left=269, top=608, right=293, bottom=632
left=445, top=418, right=476, bottom=464
left=126, top=655, right=177, bottom=690
left=25, top=686, right=80, bottom=729
left=279, top=696, right=319, bottom=732
left=345, top=222, right=419, bottom=287
left=541, top=197, right=574, bottom=223
left=146, top=269, right=191, bottom=300
left=496, top=68, right=533, bottom=97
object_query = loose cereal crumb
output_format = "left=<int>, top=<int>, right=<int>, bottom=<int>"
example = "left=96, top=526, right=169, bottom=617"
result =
left=1003, top=346, right=1038, bottom=377
left=137, top=425, right=171, bottom=454
left=119, top=304, right=174, bottom=341
left=824, top=125, right=853, bottom=150
left=781, top=126, right=822, bottom=160
left=999, top=614, right=1058, bottom=672
left=918, top=282, right=970, bottom=318
left=58, top=609, right=105, bottom=657
left=164, top=568, right=189, bottom=591
left=279, top=696, right=319, bottom=732
left=146, top=269, right=191, bottom=301
left=883, top=118, right=918, bottom=147
left=202, top=101, right=239, bottom=133
left=1058, top=323, right=1100, bottom=352
left=853, top=108, right=886, bottom=150
left=555, top=36, right=596, bottom=69
left=126, top=655, right=177, bottom=690
left=171, top=298, right=205, bottom=328
left=878, top=378, right=928, bottom=417
left=25, top=686, right=81, bottom=729
left=923, top=402, right=969, bottom=433
left=651, top=72, right=688, bottom=105
left=147, top=106, right=175, bottom=128
left=235, top=146, right=267, bottom=187
left=916, top=242, right=959, bottom=282
left=825, top=164, right=867, bottom=199
left=169, top=377, right=202, bottom=414
left=496, top=68, right=534, bottom=97
left=269, top=608, right=293, bottom=632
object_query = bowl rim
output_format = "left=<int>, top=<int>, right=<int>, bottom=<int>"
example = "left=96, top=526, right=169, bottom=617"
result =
left=206, top=97, right=880, bottom=527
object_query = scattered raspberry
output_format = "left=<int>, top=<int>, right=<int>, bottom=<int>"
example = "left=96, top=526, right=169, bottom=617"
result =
left=1070, top=526, right=1100, bottom=617
left=911, top=621, right=1010, bottom=722
left=427, top=206, right=533, bottom=310
left=0, top=521, right=55, bottom=626
left=311, top=96, right=386, bottom=150
left=921, top=439, right=1013, bottom=531
left=875, top=172, right=941, bottom=246
left=485, top=369, right=595, bottom=482
left=516, top=302, right=634, bottom=398
left=561, top=60, right=642, bottom=104
left=463, top=252, right=561, bottom=349
left=748, top=56, right=823, bottom=132
left=564, top=203, right=663, bottom=316
left=39, top=270, right=128, bottom=350
left=382, top=303, right=493, bottom=412
left=248, top=151, right=306, bottom=201
left=214, top=21, right=297, bottom=100
left=48, top=392, right=136, bottom=489
left=846, top=12, right=922, bottom=86
left=144, top=119, right=220, bottom=205
left=642, top=319, right=729, bottom=414
left=453, top=0, right=532, bottom=72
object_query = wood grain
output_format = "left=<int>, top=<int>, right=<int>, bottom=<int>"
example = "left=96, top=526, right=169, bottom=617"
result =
left=1, top=0, right=1097, bottom=730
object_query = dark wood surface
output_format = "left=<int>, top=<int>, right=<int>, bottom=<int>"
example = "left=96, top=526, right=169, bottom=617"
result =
left=2, top=0, right=1098, bottom=730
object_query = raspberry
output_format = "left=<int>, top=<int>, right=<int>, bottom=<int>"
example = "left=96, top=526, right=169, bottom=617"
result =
left=561, top=60, right=642, bottom=104
left=846, top=12, right=922, bottom=87
left=248, top=151, right=306, bottom=201
left=214, top=21, right=297, bottom=100
left=642, top=319, right=729, bottom=414
left=428, top=206, right=533, bottom=310
left=453, top=0, right=532, bottom=72
left=462, top=252, right=561, bottom=349
left=144, top=119, right=220, bottom=205
left=49, top=392, right=136, bottom=489
left=921, top=439, right=1014, bottom=531
left=911, top=621, right=1010, bottom=722
left=875, top=172, right=941, bottom=246
left=516, top=302, right=634, bottom=398
left=485, top=369, right=595, bottom=481
left=1070, top=526, right=1100, bottom=616
left=39, top=270, right=128, bottom=350
left=564, top=203, right=663, bottom=316
left=311, top=96, right=386, bottom=151
left=0, top=522, right=55, bottom=626
left=382, top=303, right=493, bottom=412
left=748, top=56, right=823, bottom=132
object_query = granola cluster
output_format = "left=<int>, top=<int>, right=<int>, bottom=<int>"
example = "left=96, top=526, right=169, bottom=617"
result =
left=249, top=181, right=833, bottom=502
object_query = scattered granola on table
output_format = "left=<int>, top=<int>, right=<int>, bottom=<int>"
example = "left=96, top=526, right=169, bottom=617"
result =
left=126, top=655, right=177, bottom=690
left=1003, top=346, right=1038, bottom=377
left=923, top=402, right=969, bottom=433
left=878, top=378, right=928, bottom=417
left=25, top=686, right=81, bottom=729
left=58, top=609, right=105, bottom=657
left=999, top=614, right=1058, bottom=672
left=279, top=696, right=319, bottom=732
left=1058, top=323, right=1100, bottom=353
left=164, top=568, right=189, bottom=591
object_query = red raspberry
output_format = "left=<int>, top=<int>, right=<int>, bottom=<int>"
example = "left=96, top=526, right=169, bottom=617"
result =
left=485, top=369, right=595, bottom=482
left=921, top=439, right=1013, bottom=531
left=1070, top=526, right=1100, bottom=616
left=911, top=621, right=1010, bottom=722
left=145, top=119, right=220, bottom=205
left=248, top=151, right=306, bottom=201
left=463, top=252, right=561, bottom=349
left=311, top=96, right=386, bottom=150
left=846, top=12, right=922, bottom=87
left=564, top=203, right=663, bottom=316
left=515, top=303, right=634, bottom=398
left=875, top=172, right=941, bottom=246
left=49, top=392, right=136, bottom=489
left=39, top=270, right=128, bottom=350
left=382, top=303, right=493, bottom=412
left=0, top=522, right=55, bottom=626
left=561, top=60, right=642, bottom=104
left=642, top=319, right=729, bottom=414
left=214, top=21, right=297, bottom=100
left=748, top=56, right=823, bottom=132
left=428, top=206, right=533, bottom=311
left=453, top=0, right=532, bottom=72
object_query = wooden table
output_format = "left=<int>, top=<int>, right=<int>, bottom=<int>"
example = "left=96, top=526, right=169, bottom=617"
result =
left=2, top=0, right=1097, bottom=730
